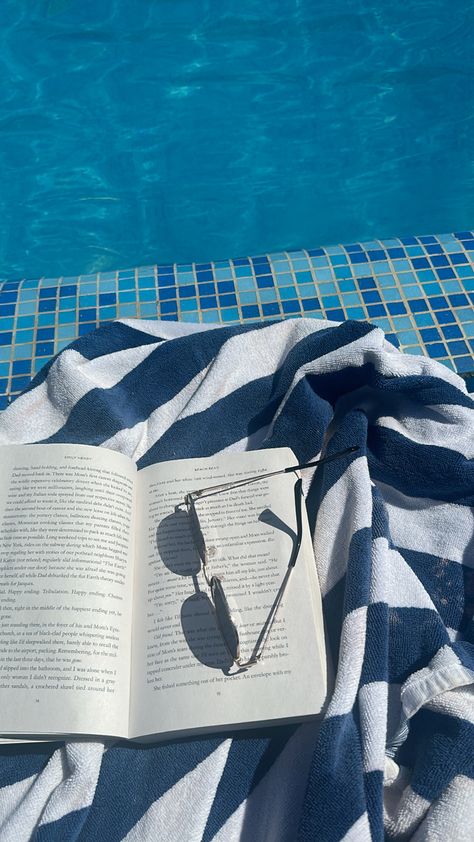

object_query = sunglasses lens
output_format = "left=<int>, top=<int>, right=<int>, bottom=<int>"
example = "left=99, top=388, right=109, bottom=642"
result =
left=210, top=576, right=240, bottom=663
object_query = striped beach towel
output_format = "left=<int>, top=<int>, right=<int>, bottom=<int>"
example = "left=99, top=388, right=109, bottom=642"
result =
left=0, top=317, right=472, bottom=841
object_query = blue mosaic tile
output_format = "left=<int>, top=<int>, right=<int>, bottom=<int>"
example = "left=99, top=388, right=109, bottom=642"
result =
left=412, top=257, right=430, bottom=270
left=259, top=289, right=278, bottom=303
left=219, top=293, right=237, bottom=307
left=357, top=277, right=376, bottom=290
left=337, top=279, right=356, bottom=292
left=366, top=303, right=387, bottom=317
left=425, top=342, right=449, bottom=358
left=408, top=299, right=429, bottom=313
left=0, top=231, right=473, bottom=403
left=381, top=288, right=402, bottom=302
left=346, top=306, right=366, bottom=319
left=242, top=304, right=260, bottom=319
left=302, top=297, right=321, bottom=311
left=387, top=302, right=407, bottom=315
left=361, top=290, right=382, bottom=304
left=281, top=300, right=301, bottom=315
left=239, top=291, right=258, bottom=305
left=11, top=359, right=31, bottom=375
left=99, top=292, right=116, bottom=306
left=435, top=309, right=457, bottom=325
left=0, top=304, right=16, bottom=317
left=413, top=312, right=435, bottom=328
left=179, top=299, right=198, bottom=312
left=221, top=307, right=240, bottom=322
left=256, top=275, right=274, bottom=289
left=322, top=295, right=341, bottom=309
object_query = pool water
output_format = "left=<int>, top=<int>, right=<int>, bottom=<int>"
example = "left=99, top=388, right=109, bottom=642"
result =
left=0, top=0, right=472, bottom=278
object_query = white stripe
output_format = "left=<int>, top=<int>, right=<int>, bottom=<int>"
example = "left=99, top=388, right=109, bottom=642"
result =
left=326, top=607, right=367, bottom=718
left=375, top=402, right=474, bottom=459
left=370, top=537, right=436, bottom=611
left=381, top=338, right=466, bottom=390
left=0, top=743, right=99, bottom=842
left=107, top=318, right=329, bottom=461
left=400, top=645, right=471, bottom=720
left=123, top=739, right=231, bottom=842
left=411, top=775, right=474, bottom=841
left=171, top=318, right=321, bottom=421
left=0, top=775, right=37, bottom=830
left=314, top=457, right=373, bottom=596
left=119, top=318, right=216, bottom=338
left=358, top=682, right=388, bottom=773
left=384, top=784, right=430, bottom=839
left=37, top=742, right=104, bottom=827
left=377, top=481, right=474, bottom=566
left=0, top=342, right=160, bottom=444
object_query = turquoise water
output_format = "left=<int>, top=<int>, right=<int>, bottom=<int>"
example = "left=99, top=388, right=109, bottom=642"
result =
left=0, top=1, right=472, bottom=278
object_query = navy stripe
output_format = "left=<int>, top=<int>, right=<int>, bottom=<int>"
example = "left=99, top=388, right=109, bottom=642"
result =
left=76, top=738, right=223, bottom=841
left=139, top=374, right=326, bottom=468
left=298, top=711, right=366, bottom=842
left=368, top=427, right=474, bottom=506
left=386, top=607, right=449, bottom=684
left=401, top=710, right=474, bottom=802
left=43, top=323, right=260, bottom=445
left=34, top=807, right=89, bottom=842
left=360, top=603, right=390, bottom=685
left=0, top=742, right=58, bottom=787
left=365, top=769, right=384, bottom=841
left=400, top=547, right=474, bottom=633
left=322, top=575, right=346, bottom=668
left=362, top=605, right=452, bottom=686
left=259, top=376, right=333, bottom=463
left=202, top=726, right=297, bottom=842
left=67, top=321, right=164, bottom=361
left=137, top=326, right=374, bottom=471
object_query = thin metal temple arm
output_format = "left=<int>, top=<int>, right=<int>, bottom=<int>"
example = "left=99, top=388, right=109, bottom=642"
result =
left=188, top=445, right=359, bottom=501
left=240, top=565, right=293, bottom=668
left=236, top=476, right=304, bottom=668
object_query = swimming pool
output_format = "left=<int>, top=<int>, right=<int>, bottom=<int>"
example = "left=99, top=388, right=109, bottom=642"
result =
left=0, top=0, right=472, bottom=278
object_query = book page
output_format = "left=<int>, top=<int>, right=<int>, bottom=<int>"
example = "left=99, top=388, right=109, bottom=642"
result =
left=0, top=444, right=136, bottom=738
left=130, top=449, right=326, bottom=740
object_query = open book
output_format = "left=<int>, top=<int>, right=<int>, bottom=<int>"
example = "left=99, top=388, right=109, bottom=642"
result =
left=0, top=444, right=328, bottom=742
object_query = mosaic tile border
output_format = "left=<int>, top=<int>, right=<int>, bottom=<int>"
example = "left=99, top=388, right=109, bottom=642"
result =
left=0, top=231, right=473, bottom=408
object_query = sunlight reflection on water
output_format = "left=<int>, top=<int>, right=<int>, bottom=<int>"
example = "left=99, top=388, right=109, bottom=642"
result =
left=0, top=0, right=472, bottom=277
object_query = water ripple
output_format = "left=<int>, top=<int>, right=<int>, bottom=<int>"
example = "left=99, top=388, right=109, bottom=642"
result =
left=0, top=0, right=472, bottom=277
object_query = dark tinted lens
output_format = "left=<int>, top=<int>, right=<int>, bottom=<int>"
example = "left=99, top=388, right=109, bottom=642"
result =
left=210, top=576, right=240, bottom=663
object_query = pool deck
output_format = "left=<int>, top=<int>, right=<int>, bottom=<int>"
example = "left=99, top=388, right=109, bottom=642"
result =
left=0, top=230, right=473, bottom=407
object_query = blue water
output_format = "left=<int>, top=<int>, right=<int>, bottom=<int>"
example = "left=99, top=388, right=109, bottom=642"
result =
left=0, top=1, right=472, bottom=278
